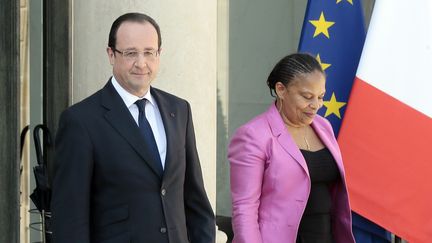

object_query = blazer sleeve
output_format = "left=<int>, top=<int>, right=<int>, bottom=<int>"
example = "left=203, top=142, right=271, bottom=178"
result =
left=228, top=125, right=266, bottom=243
left=51, top=109, right=93, bottom=243
left=183, top=101, right=216, bottom=243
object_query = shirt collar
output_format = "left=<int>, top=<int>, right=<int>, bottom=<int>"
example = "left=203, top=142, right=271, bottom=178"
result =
left=111, top=76, right=156, bottom=108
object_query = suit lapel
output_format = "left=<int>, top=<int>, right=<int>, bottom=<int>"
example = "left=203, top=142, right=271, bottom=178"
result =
left=101, top=80, right=163, bottom=178
left=266, top=103, right=310, bottom=176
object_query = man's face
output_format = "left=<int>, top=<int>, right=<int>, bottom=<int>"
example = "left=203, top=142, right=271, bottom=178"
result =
left=107, top=21, right=160, bottom=97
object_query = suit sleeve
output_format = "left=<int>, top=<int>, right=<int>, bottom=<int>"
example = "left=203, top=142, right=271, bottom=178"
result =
left=183, top=101, right=216, bottom=243
left=51, top=109, right=93, bottom=243
left=228, top=125, right=266, bottom=243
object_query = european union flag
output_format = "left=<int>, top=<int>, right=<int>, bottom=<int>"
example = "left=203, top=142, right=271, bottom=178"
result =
left=298, top=0, right=364, bottom=136
left=298, top=0, right=391, bottom=242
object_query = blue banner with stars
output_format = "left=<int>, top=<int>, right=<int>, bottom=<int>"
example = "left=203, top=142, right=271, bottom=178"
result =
left=298, top=0, right=391, bottom=242
left=298, top=0, right=364, bottom=136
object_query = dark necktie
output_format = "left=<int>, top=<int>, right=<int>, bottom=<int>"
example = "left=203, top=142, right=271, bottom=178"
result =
left=135, top=99, right=163, bottom=174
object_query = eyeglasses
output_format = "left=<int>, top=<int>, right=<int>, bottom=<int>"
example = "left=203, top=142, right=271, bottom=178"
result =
left=112, top=48, right=160, bottom=61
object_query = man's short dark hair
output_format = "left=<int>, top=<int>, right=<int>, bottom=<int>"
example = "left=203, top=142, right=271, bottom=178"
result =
left=108, top=12, right=162, bottom=49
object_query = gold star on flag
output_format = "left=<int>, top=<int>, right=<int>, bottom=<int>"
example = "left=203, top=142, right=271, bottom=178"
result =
left=316, top=54, right=331, bottom=71
left=323, top=92, right=346, bottom=118
left=336, top=0, right=354, bottom=4
left=309, top=12, right=335, bottom=38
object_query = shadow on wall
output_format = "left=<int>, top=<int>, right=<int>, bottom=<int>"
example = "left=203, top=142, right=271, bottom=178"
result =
left=216, top=87, right=234, bottom=242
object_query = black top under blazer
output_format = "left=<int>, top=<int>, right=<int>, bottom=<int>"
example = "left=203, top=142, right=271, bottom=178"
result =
left=51, top=79, right=215, bottom=243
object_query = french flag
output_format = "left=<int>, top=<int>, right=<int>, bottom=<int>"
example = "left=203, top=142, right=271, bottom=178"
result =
left=338, top=1, right=432, bottom=242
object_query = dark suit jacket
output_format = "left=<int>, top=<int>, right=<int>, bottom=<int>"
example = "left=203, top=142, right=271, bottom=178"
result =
left=51, top=80, right=215, bottom=243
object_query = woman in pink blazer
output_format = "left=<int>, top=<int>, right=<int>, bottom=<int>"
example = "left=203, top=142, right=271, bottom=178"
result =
left=228, top=53, right=355, bottom=243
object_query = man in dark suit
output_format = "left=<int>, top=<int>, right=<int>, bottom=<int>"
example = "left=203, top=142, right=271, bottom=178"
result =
left=51, top=12, right=215, bottom=243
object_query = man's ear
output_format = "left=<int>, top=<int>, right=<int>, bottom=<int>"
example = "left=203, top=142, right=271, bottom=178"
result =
left=107, top=47, right=115, bottom=65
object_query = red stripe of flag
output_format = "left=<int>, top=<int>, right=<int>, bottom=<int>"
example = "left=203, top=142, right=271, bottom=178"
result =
left=338, top=77, right=432, bottom=242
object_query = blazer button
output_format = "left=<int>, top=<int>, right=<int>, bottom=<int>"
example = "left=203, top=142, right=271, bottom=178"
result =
left=160, top=227, right=167, bottom=234
left=161, top=188, right=166, bottom=196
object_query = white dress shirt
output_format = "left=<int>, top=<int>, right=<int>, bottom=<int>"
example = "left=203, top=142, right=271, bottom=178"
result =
left=111, top=76, right=167, bottom=169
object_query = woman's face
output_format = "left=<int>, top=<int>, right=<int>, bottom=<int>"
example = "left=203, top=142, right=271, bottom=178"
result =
left=276, top=70, right=326, bottom=127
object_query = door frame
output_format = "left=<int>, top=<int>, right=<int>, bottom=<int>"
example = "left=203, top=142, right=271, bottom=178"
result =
left=43, top=0, right=71, bottom=177
left=0, top=0, right=71, bottom=242
left=0, top=0, right=20, bottom=242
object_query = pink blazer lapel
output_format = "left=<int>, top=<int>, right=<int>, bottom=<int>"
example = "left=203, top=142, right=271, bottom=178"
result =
left=265, top=103, right=310, bottom=176
left=265, top=103, right=346, bottom=179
